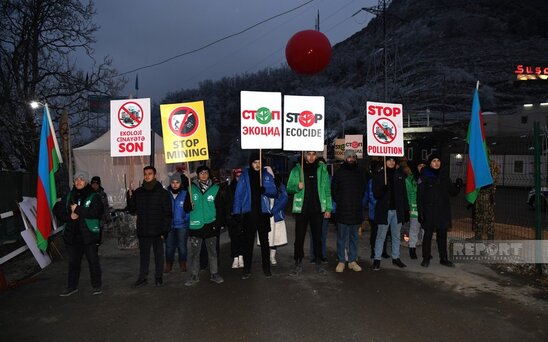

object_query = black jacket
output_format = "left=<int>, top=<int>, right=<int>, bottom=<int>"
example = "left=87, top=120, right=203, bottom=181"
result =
left=331, top=162, right=366, bottom=225
left=372, top=168, right=409, bottom=225
left=127, top=180, right=172, bottom=237
left=417, top=167, right=460, bottom=230
left=53, top=184, right=104, bottom=245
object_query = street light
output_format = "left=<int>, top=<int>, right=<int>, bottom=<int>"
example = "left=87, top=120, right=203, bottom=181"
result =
left=29, top=100, right=46, bottom=109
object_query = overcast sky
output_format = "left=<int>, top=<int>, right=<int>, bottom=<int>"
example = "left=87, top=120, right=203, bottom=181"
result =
left=86, top=0, right=376, bottom=103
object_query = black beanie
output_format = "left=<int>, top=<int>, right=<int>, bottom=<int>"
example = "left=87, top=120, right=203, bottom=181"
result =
left=196, top=165, right=210, bottom=174
left=248, top=152, right=262, bottom=166
left=427, top=153, right=441, bottom=167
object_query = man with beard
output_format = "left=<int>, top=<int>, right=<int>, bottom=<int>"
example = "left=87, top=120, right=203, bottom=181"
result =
left=331, top=150, right=367, bottom=273
left=128, top=166, right=172, bottom=287
left=287, top=151, right=332, bottom=275
left=233, top=152, right=277, bottom=279
left=54, top=171, right=104, bottom=296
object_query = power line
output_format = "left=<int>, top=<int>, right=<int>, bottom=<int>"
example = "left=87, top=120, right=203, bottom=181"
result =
left=117, top=0, right=316, bottom=77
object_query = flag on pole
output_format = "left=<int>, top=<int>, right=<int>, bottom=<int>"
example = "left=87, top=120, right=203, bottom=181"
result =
left=465, top=84, right=493, bottom=203
left=36, top=104, right=63, bottom=251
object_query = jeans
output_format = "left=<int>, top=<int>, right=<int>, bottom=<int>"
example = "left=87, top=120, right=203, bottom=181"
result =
left=309, top=218, right=329, bottom=259
left=375, top=210, right=401, bottom=260
left=408, top=218, right=423, bottom=248
left=188, top=236, right=218, bottom=276
left=138, top=236, right=164, bottom=280
left=337, top=223, right=359, bottom=263
left=165, top=228, right=188, bottom=262
left=66, top=242, right=101, bottom=289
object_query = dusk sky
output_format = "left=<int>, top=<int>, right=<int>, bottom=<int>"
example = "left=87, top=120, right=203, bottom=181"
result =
left=85, top=0, right=376, bottom=102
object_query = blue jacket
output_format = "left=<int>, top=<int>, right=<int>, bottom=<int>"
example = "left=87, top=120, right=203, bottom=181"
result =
left=233, top=167, right=277, bottom=215
left=169, top=187, right=189, bottom=229
left=270, top=183, right=288, bottom=222
left=363, top=178, right=377, bottom=221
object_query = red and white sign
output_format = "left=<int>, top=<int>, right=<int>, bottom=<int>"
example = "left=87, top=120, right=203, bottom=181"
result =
left=366, top=101, right=404, bottom=156
left=283, top=95, right=325, bottom=151
left=240, top=91, right=282, bottom=149
left=345, top=135, right=364, bottom=159
left=110, top=98, right=151, bottom=157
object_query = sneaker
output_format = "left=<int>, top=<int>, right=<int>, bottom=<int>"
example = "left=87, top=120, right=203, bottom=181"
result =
left=440, top=259, right=455, bottom=267
left=392, top=258, right=407, bottom=268
left=372, top=260, right=381, bottom=271
left=316, top=265, right=327, bottom=275
left=238, top=255, right=244, bottom=268
left=321, top=257, right=328, bottom=264
left=335, top=262, right=345, bottom=273
left=264, top=269, right=272, bottom=278
left=210, top=273, right=224, bottom=284
left=185, top=274, right=200, bottom=286
left=59, top=288, right=78, bottom=297
left=348, top=261, right=362, bottom=272
left=421, top=259, right=430, bottom=267
left=270, top=257, right=277, bottom=266
left=92, top=287, right=102, bottom=295
left=155, top=277, right=163, bottom=286
left=232, top=257, right=239, bottom=269
left=132, top=278, right=147, bottom=288
left=241, top=271, right=251, bottom=280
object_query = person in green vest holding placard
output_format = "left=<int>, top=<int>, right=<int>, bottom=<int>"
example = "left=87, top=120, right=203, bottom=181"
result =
left=54, top=170, right=104, bottom=297
left=184, top=165, right=225, bottom=286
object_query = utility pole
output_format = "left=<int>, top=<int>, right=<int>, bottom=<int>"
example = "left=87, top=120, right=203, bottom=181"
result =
left=354, top=0, right=391, bottom=102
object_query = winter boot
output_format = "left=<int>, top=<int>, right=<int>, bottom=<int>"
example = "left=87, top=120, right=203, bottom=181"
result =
left=179, top=260, right=187, bottom=272
left=270, top=249, right=277, bottom=266
left=163, top=262, right=173, bottom=274
left=409, top=248, right=417, bottom=260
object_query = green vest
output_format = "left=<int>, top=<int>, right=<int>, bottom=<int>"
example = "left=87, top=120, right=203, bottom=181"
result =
left=66, top=192, right=100, bottom=234
left=286, top=162, right=332, bottom=214
left=189, top=183, right=219, bottom=230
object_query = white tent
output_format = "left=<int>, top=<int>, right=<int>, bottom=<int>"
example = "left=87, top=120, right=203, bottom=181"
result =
left=73, top=131, right=171, bottom=209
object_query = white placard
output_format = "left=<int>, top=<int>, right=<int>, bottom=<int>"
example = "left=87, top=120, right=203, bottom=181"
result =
left=240, top=91, right=282, bottom=149
left=345, top=134, right=364, bottom=159
left=110, top=98, right=151, bottom=157
left=366, top=101, right=404, bottom=156
left=283, top=95, right=325, bottom=151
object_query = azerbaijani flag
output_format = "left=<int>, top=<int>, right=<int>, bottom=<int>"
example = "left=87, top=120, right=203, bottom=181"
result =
left=36, top=105, right=63, bottom=251
left=465, top=85, right=493, bottom=203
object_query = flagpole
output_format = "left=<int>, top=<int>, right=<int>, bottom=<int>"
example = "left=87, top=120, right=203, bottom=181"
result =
left=476, top=80, right=480, bottom=90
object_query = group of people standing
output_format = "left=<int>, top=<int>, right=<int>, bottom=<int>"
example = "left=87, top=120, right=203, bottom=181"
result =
left=53, top=149, right=461, bottom=295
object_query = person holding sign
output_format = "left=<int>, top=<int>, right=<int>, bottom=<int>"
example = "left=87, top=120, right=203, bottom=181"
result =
left=127, top=166, right=172, bottom=287
left=53, top=171, right=104, bottom=296
left=184, top=165, right=225, bottom=286
left=372, top=157, right=409, bottom=271
left=232, top=153, right=277, bottom=279
left=331, top=150, right=367, bottom=273
left=417, top=154, right=461, bottom=267
left=287, top=151, right=332, bottom=276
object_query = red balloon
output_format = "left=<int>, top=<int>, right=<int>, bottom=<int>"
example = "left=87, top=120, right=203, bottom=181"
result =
left=285, top=30, right=332, bottom=75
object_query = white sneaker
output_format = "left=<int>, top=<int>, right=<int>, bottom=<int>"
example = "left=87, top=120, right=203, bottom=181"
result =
left=232, top=257, right=239, bottom=269
left=238, top=255, right=244, bottom=268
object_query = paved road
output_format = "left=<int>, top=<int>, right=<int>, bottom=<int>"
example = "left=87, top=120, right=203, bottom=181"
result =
left=1, top=219, right=546, bottom=341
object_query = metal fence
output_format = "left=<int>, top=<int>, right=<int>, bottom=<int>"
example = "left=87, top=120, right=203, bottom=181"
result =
left=448, top=131, right=548, bottom=242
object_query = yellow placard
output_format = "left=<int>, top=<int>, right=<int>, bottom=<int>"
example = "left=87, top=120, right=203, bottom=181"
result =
left=160, top=101, right=209, bottom=163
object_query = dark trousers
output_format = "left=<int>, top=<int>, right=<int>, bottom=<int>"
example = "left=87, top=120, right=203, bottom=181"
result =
left=228, top=223, right=244, bottom=258
left=369, top=219, right=387, bottom=256
left=294, top=212, right=323, bottom=264
left=242, top=213, right=270, bottom=273
left=422, top=227, right=448, bottom=260
left=66, top=242, right=101, bottom=289
left=138, top=236, right=164, bottom=280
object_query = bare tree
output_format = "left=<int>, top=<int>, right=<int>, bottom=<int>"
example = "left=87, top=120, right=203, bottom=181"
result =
left=0, top=0, right=125, bottom=170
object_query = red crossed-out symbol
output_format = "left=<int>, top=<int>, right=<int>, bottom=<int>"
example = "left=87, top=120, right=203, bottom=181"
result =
left=118, top=102, right=144, bottom=129
left=168, top=106, right=199, bottom=137
left=298, top=110, right=315, bottom=127
left=372, top=118, right=397, bottom=144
